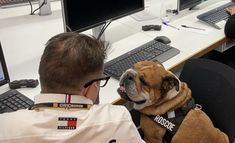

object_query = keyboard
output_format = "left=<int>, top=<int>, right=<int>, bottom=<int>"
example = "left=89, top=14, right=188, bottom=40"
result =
left=197, top=2, right=235, bottom=29
left=104, top=39, right=180, bottom=80
left=0, top=89, right=34, bottom=114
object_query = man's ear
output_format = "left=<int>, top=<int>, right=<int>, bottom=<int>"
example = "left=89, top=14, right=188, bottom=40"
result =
left=160, top=76, right=179, bottom=96
left=81, top=82, right=99, bottom=103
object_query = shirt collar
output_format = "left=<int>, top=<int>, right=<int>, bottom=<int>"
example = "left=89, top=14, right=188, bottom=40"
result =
left=34, top=93, right=93, bottom=105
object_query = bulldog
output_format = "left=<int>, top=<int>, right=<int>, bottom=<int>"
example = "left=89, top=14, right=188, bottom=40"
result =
left=117, top=60, right=229, bottom=143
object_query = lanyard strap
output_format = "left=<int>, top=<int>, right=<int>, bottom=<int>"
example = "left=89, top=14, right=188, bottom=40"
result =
left=29, top=102, right=92, bottom=110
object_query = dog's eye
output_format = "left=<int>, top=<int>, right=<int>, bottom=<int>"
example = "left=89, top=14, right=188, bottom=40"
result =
left=139, top=76, right=148, bottom=86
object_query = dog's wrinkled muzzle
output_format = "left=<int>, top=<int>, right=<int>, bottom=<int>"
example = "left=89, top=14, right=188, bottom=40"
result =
left=118, top=69, right=146, bottom=104
left=117, top=86, right=132, bottom=102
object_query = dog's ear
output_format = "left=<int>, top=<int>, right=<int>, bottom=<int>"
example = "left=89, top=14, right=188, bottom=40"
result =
left=160, top=76, right=180, bottom=97
left=152, top=60, right=164, bottom=67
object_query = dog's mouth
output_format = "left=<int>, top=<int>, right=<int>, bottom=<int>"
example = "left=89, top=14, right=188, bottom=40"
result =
left=117, top=85, right=146, bottom=104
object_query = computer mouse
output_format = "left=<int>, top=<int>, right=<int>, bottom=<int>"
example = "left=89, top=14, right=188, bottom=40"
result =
left=154, top=36, right=171, bottom=44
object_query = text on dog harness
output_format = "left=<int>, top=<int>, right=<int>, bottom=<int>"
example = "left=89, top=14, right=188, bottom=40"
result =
left=154, top=115, right=175, bottom=131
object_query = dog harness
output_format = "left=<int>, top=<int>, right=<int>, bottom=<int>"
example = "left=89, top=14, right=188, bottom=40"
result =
left=147, top=98, right=195, bottom=142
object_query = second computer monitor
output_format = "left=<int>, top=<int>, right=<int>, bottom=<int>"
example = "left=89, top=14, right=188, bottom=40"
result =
left=61, top=0, right=144, bottom=33
left=0, top=42, right=10, bottom=86
left=178, top=0, right=201, bottom=11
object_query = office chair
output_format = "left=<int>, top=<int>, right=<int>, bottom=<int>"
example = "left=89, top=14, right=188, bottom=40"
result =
left=179, top=58, right=235, bottom=143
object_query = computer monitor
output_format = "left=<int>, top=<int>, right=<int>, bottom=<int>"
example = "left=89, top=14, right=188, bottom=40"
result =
left=0, top=42, right=10, bottom=86
left=178, top=0, right=202, bottom=11
left=61, top=0, right=144, bottom=34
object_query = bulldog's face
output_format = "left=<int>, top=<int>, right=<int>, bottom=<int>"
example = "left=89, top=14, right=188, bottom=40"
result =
left=118, top=60, right=180, bottom=110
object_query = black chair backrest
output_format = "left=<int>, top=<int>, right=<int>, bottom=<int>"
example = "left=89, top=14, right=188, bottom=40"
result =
left=179, top=58, right=235, bottom=142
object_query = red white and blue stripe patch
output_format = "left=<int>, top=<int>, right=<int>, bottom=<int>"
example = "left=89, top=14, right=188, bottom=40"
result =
left=65, top=94, right=72, bottom=103
left=57, top=117, right=77, bottom=130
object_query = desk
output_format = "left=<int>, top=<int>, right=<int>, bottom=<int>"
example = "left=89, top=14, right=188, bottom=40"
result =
left=0, top=0, right=232, bottom=104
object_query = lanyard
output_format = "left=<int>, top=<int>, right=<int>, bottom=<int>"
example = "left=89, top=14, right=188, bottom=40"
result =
left=29, top=102, right=92, bottom=110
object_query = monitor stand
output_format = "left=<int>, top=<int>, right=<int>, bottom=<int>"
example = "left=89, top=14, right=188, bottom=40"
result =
left=92, top=25, right=106, bottom=41
left=38, top=0, right=52, bottom=16
left=189, top=5, right=200, bottom=11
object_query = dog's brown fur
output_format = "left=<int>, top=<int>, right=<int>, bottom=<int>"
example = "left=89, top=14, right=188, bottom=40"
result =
left=118, top=60, right=229, bottom=143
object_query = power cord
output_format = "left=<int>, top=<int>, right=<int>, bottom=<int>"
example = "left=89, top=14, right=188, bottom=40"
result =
left=27, top=0, right=33, bottom=14
left=28, top=0, right=46, bottom=15
left=66, top=25, right=72, bottom=32
left=97, top=20, right=112, bottom=40
left=62, top=20, right=112, bottom=38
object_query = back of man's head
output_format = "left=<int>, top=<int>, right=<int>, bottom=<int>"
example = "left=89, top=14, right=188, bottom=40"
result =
left=39, top=32, right=108, bottom=93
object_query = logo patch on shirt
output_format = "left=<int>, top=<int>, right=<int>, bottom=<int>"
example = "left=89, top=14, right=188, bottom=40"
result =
left=57, top=117, right=77, bottom=130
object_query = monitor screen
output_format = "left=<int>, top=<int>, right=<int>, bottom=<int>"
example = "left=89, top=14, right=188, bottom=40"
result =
left=61, top=0, right=144, bottom=32
left=178, top=0, right=201, bottom=11
left=0, top=42, right=10, bottom=86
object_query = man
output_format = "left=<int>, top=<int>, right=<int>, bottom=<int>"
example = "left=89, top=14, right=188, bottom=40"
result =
left=0, top=32, right=144, bottom=143
left=225, top=5, right=235, bottom=38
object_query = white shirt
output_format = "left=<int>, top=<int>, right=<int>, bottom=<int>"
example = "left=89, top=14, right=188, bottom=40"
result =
left=0, top=93, right=145, bottom=143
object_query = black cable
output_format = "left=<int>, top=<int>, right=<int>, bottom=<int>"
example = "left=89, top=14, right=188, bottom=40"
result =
left=66, top=25, right=72, bottom=32
left=97, top=24, right=107, bottom=40
left=97, top=20, right=112, bottom=40
left=27, top=0, right=33, bottom=14
left=30, top=0, right=46, bottom=15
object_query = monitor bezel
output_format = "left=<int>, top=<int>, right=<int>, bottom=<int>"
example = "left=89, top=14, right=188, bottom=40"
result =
left=0, top=42, right=10, bottom=86
left=177, top=0, right=201, bottom=11
left=61, top=0, right=145, bottom=32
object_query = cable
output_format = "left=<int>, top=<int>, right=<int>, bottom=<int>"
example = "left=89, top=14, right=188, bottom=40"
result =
left=30, top=0, right=46, bottom=15
left=66, top=25, right=72, bottom=32
left=31, top=0, right=46, bottom=15
left=27, top=0, right=33, bottom=14
left=97, top=20, right=112, bottom=40
left=97, top=24, right=106, bottom=40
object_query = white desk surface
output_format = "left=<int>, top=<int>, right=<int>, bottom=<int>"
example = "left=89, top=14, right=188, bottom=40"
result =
left=0, top=0, right=229, bottom=104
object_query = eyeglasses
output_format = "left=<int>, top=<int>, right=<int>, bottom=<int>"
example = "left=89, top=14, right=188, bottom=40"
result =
left=83, top=76, right=111, bottom=88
